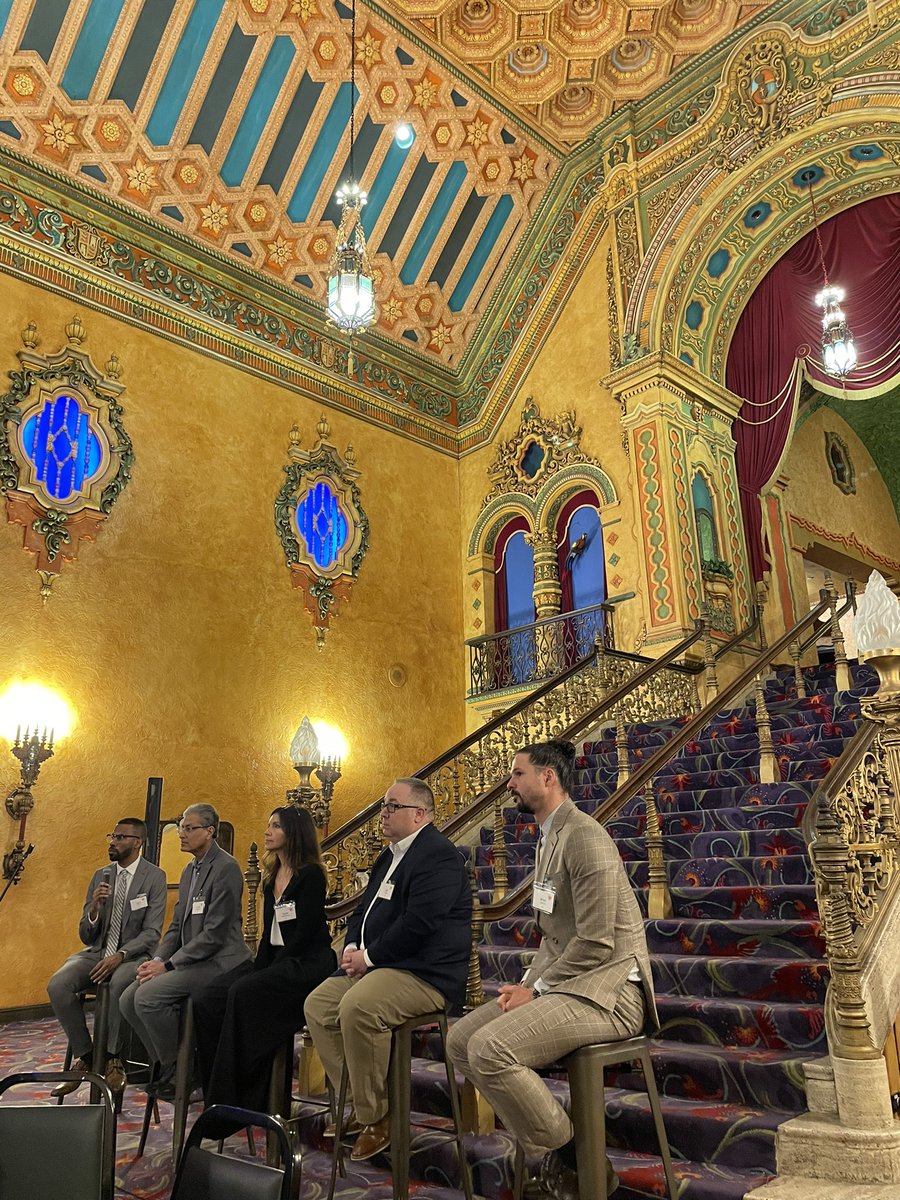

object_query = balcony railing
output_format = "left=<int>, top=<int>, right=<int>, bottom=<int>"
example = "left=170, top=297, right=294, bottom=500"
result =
left=466, top=602, right=616, bottom=698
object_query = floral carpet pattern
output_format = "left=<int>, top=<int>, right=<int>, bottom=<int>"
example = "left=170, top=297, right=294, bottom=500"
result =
left=0, top=662, right=873, bottom=1200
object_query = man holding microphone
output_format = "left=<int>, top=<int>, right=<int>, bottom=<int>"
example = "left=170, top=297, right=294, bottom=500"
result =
left=48, top=817, right=167, bottom=1096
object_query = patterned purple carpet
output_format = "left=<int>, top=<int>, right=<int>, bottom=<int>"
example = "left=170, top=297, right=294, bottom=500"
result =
left=0, top=661, right=871, bottom=1200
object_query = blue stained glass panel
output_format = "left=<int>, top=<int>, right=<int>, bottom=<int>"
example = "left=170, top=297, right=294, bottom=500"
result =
left=297, top=481, right=349, bottom=569
left=22, top=393, right=103, bottom=502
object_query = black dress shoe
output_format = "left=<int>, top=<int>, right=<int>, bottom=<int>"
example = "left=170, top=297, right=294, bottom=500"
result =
left=528, top=1150, right=618, bottom=1200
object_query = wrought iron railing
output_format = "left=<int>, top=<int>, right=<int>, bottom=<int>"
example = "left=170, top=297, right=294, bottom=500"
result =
left=465, top=602, right=617, bottom=698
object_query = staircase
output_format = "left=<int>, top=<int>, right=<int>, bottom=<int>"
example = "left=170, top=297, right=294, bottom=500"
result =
left=296, top=658, right=877, bottom=1200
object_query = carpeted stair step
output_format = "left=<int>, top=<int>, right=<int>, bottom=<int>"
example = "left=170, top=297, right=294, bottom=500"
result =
left=603, top=1085, right=784, bottom=1171
left=626, top=852, right=813, bottom=887
left=645, top=915, right=824, bottom=958
left=655, top=994, right=826, bottom=1052
left=579, top=738, right=848, bottom=776
left=635, top=883, right=817, bottom=921
left=608, top=802, right=810, bottom=839
left=617, top=827, right=808, bottom=862
left=608, top=1041, right=824, bottom=1111
left=650, top=952, right=827, bottom=1003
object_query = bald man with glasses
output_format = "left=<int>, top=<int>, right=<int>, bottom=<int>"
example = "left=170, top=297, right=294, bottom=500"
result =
left=304, top=778, right=472, bottom=1162
left=48, top=818, right=167, bottom=1096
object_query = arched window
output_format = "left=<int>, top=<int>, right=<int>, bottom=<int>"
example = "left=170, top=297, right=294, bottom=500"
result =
left=555, top=490, right=605, bottom=659
left=691, top=471, right=719, bottom=565
left=492, top=518, right=535, bottom=686
left=493, top=517, right=534, bottom=633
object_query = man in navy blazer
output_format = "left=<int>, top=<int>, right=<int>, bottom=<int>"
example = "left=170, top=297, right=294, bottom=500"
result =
left=304, top=777, right=471, bottom=1161
left=119, top=803, right=251, bottom=1097
left=48, top=816, right=167, bottom=1096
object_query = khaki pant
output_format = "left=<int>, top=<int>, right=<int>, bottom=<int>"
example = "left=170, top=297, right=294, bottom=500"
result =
left=447, top=982, right=646, bottom=1156
left=304, top=970, right=445, bottom=1125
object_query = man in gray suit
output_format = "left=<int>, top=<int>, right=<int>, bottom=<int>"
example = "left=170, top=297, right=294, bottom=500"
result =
left=48, top=817, right=167, bottom=1096
left=448, top=739, right=657, bottom=1200
left=120, top=803, right=251, bottom=1097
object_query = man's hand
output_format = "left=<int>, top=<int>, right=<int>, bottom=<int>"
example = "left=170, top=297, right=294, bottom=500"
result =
left=342, top=948, right=369, bottom=980
left=497, top=984, right=534, bottom=1013
left=89, top=952, right=124, bottom=984
left=136, top=959, right=167, bottom=984
left=88, top=881, right=112, bottom=921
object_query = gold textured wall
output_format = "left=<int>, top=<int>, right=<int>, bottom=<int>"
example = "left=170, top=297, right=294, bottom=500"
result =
left=458, top=230, right=645, bottom=661
left=0, top=272, right=465, bottom=1009
left=780, top=408, right=900, bottom=576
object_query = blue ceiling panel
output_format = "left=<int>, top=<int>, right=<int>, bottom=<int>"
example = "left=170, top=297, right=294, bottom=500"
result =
left=18, top=0, right=67, bottom=62
left=286, top=81, right=353, bottom=223
left=221, top=36, right=295, bottom=187
left=147, top=0, right=226, bottom=147
left=449, top=194, right=514, bottom=312
left=259, top=72, right=323, bottom=194
left=188, top=22, right=255, bottom=155
left=61, top=0, right=126, bottom=100
left=109, top=0, right=177, bottom=111
left=400, top=161, right=467, bottom=285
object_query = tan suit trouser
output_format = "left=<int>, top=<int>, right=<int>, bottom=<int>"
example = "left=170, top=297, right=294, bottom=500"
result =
left=304, top=969, right=445, bottom=1125
left=447, top=982, right=646, bottom=1157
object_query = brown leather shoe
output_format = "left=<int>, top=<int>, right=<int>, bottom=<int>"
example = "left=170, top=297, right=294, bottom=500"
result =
left=50, top=1058, right=89, bottom=1098
left=323, top=1111, right=363, bottom=1139
left=350, top=1115, right=391, bottom=1161
left=105, top=1056, right=127, bottom=1093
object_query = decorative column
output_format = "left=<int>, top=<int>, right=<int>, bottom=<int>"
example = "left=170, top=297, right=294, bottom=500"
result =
left=606, top=351, right=753, bottom=653
left=525, top=529, right=561, bottom=618
left=526, top=529, right=562, bottom=676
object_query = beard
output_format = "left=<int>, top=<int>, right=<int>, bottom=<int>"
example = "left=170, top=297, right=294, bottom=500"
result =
left=515, top=795, right=535, bottom=814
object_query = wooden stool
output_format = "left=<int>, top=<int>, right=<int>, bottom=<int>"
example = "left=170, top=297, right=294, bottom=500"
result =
left=58, top=982, right=110, bottom=1106
left=329, top=1009, right=474, bottom=1200
left=512, top=1035, right=677, bottom=1200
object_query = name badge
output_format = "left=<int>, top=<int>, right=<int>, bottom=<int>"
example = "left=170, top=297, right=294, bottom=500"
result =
left=376, top=879, right=395, bottom=901
left=191, top=898, right=206, bottom=915
left=275, top=901, right=296, bottom=923
left=130, top=893, right=148, bottom=911
left=532, top=881, right=556, bottom=914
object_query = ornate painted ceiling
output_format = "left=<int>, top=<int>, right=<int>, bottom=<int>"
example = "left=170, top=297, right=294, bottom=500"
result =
left=0, top=0, right=775, bottom=371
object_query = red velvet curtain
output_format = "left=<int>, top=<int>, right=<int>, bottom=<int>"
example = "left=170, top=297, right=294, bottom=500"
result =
left=726, top=193, right=900, bottom=578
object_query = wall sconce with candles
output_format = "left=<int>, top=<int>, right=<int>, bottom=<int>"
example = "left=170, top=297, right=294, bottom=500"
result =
left=286, top=716, right=345, bottom=834
left=0, top=681, right=74, bottom=883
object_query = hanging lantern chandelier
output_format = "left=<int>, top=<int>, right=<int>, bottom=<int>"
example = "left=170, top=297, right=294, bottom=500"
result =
left=806, top=178, right=857, bottom=379
left=325, top=0, right=376, bottom=357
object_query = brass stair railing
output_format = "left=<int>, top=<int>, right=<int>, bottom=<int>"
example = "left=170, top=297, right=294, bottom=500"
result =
left=323, top=626, right=708, bottom=923
left=462, top=592, right=840, bottom=1007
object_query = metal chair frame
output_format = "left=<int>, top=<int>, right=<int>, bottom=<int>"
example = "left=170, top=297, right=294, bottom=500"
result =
left=171, top=1104, right=294, bottom=1200
left=512, top=1035, right=677, bottom=1200
left=328, top=1008, right=474, bottom=1200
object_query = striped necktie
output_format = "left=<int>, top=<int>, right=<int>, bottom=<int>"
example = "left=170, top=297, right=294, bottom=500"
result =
left=103, top=870, right=128, bottom=956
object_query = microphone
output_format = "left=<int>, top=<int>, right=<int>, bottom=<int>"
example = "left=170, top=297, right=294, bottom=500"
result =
left=102, top=868, right=112, bottom=895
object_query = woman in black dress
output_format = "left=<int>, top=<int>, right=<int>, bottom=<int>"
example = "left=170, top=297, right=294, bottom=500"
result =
left=194, top=805, right=336, bottom=1121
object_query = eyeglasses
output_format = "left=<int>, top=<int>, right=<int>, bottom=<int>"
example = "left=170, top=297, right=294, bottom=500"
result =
left=106, top=833, right=140, bottom=843
left=380, top=801, right=423, bottom=815
left=177, top=823, right=211, bottom=834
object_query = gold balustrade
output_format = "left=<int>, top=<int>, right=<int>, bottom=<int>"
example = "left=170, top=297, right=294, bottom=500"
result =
left=322, top=628, right=707, bottom=925
left=461, top=594, right=836, bottom=1004
left=807, top=644, right=900, bottom=1059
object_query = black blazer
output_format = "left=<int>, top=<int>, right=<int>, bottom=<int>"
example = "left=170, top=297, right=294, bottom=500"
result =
left=343, top=822, right=472, bottom=1007
left=255, top=862, right=333, bottom=972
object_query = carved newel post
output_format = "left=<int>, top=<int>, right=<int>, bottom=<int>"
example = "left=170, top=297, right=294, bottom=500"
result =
left=856, top=571, right=900, bottom=852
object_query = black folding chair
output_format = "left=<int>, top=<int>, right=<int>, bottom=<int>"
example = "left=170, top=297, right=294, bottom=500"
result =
left=0, top=1069, right=116, bottom=1200
left=171, top=1104, right=295, bottom=1200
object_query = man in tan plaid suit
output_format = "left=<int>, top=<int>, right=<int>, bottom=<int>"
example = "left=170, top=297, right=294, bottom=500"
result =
left=447, top=739, right=657, bottom=1200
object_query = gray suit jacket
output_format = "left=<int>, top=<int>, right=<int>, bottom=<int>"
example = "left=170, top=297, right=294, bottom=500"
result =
left=522, top=798, right=659, bottom=1030
left=77, top=858, right=167, bottom=962
left=155, top=839, right=251, bottom=972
